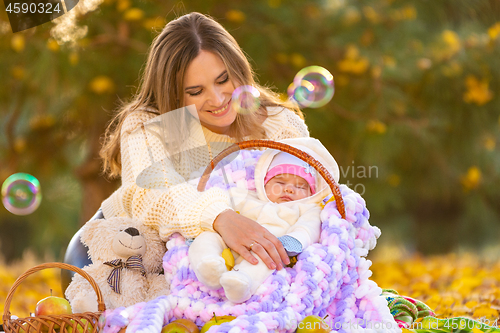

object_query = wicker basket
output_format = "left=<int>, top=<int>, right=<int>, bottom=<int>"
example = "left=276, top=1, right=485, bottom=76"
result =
left=197, top=139, right=346, bottom=219
left=2, top=262, right=106, bottom=333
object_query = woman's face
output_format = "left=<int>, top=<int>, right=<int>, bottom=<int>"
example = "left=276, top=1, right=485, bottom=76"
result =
left=183, top=50, right=238, bottom=135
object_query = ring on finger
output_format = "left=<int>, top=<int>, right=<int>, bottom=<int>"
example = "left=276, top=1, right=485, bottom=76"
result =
left=248, top=241, right=257, bottom=250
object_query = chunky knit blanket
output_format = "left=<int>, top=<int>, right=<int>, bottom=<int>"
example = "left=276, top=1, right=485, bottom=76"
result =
left=100, top=150, right=400, bottom=333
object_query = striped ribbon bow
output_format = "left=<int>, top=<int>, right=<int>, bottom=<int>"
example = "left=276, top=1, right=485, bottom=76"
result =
left=104, top=255, right=146, bottom=294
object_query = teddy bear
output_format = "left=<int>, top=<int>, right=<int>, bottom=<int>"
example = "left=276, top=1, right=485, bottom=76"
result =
left=65, top=216, right=169, bottom=313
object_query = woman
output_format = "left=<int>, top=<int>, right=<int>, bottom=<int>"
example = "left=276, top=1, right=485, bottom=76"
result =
left=99, top=12, right=310, bottom=271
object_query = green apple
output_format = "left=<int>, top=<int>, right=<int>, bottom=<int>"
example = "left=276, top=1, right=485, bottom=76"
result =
left=296, top=315, right=330, bottom=333
left=66, top=319, right=94, bottom=333
left=200, top=314, right=236, bottom=333
left=162, top=319, right=199, bottom=333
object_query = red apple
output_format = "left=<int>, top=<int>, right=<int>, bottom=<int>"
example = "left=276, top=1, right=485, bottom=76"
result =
left=161, top=319, right=199, bottom=333
left=200, top=314, right=236, bottom=333
left=296, top=315, right=330, bottom=333
left=35, top=294, right=72, bottom=332
left=35, top=296, right=72, bottom=316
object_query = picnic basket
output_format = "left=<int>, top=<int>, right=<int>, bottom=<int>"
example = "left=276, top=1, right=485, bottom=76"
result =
left=197, top=139, right=346, bottom=219
left=2, top=262, right=105, bottom=333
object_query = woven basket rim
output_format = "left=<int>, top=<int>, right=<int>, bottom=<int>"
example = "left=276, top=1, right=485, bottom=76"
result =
left=197, top=139, right=346, bottom=219
left=2, top=262, right=105, bottom=333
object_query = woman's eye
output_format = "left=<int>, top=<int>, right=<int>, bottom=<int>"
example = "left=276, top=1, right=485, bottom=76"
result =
left=217, top=76, right=229, bottom=85
left=188, top=90, right=202, bottom=96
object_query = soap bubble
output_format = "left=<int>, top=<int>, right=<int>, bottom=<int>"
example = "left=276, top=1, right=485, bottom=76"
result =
left=1, top=173, right=42, bottom=215
left=232, top=85, right=261, bottom=115
left=288, top=66, right=335, bottom=108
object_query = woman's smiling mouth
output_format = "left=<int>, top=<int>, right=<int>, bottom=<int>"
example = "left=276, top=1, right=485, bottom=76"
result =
left=208, top=99, right=231, bottom=115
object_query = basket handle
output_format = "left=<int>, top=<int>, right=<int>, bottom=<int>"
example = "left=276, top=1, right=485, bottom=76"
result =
left=2, top=262, right=106, bottom=324
left=197, top=139, right=346, bottom=219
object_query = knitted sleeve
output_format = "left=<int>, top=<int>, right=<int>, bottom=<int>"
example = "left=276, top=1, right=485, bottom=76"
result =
left=264, top=107, right=310, bottom=141
left=101, top=111, right=231, bottom=240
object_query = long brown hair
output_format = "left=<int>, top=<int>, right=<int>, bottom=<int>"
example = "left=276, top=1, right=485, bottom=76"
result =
left=100, top=12, right=303, bottom=178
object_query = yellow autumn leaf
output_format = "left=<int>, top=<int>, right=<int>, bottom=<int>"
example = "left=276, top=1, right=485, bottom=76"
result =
left=116, top=0, right=130, bottom=11
left=11, top=34, right=25, bottom=52
left=463, top=75, right=493, bottom=106
left=460, top=166, right=481, bottom=191
left=488, top=22, right=500, bottom=40
left=290, top=53, right=306, bottom=68
left=46, top=38, right=60, bottom=52
left=124, top=8, right=144, bottom=21
left=366, top=120, right=387, bottom=134
left=89, top=76, right=115, bottom=94
left=472, top=304, right=498, bottom=319
left=226, top=10, right=246, bottom=24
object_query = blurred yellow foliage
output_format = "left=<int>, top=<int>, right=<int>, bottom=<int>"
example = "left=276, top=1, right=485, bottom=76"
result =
left=89, top=76, right=115, bottom=94
left=46, top=39, right=60, bottom=52
left=2, top=250, right=499, bottom=324
left=268, top=0, right=281, bottom=8
left=11, top=66, right=25, bottom=80
left=371, top=249, right=500, bottom=321
left=116, top=0, right=131, bottom=12
left=275, top=53, right=288, bottom=64
left=460, top=166, right=482, bottom=191
left=463, top=75, right=493, bottom=106
left=387, top=174, right=401, bottom=187
left=225, top=10, right=246, bottom=24
left=483, top=136, right=496, bottom=151
left=69, top=52, right=79, bottom=66
left=343, top=7, right=361, bottom=26
left=433, top=30, right=462, bottom=60
left=442, top=30, right=461, bottom=54
left=143, top=17, right=166, bottom=31
left=29, top=114, right=56, bottom=130
left=290, top=53, right=306, bottom=68
left=124, top=8, right=144, bottom=21
left=366, top=120, right=387, bottom=134
left=338, top=45, right=369, bottom=74
left=11, top=35, right=25, bottom=53
left=488, top=22, right=500, bottom=40
left=0, top=254, right=62, bottom=319
left=390, top=5, right=417, bottom=21
left=363, top=6, right=381, bottom=24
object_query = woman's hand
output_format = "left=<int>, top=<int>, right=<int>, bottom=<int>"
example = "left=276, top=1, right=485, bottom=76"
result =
left=213, top=210, right=290, bottom=270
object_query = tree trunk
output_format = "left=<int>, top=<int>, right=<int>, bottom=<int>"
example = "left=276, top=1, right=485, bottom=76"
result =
left=75, top=128, right=119, bottom=225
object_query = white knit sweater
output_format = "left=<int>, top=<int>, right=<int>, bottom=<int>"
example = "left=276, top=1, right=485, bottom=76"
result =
left=101, top=106, right=310, bottom=240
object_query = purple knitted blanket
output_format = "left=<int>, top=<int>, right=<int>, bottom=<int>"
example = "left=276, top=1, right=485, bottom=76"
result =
left=100, top=150, right=399, bottom=333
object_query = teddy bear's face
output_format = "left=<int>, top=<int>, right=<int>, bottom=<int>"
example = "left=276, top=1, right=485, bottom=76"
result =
left=112, top=227, right=147, bottom=258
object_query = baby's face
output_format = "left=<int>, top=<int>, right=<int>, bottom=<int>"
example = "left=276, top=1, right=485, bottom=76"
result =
left=264, top=173, right=312, bottom=203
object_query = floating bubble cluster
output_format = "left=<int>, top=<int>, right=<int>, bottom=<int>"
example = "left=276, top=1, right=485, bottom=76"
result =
left=1, top=173, right=42, bottom=215
left=288, top=66, right=335, bottom=108
left=231, top=85, right=261, bottom=115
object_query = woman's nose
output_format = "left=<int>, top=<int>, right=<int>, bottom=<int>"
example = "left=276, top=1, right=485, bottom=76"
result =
left=208, top=87, right=225, bottom=106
